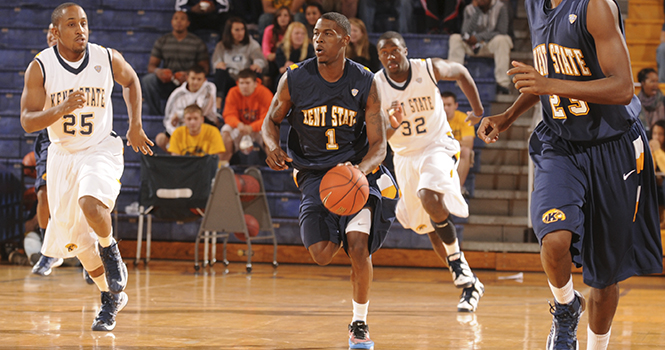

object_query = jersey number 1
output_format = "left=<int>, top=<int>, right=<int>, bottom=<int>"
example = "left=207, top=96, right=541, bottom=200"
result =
left=63, top=113, right=94, bottom=136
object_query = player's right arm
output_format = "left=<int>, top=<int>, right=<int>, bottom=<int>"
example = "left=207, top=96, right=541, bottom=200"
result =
left=432, top=58, right=484, bottom=124
left=261, top=73, right=293, bottom=170
left=477, top=92, right=540, bottom=144
left=20, top=60, right=86, bottom=133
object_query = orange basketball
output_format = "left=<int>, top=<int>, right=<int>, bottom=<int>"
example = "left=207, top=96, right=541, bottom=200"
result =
left=234, top=214, right=260, bottom=241
left=22, top=151, right=36, bottom=179
left=319, top=165, right=369, bottom=216
left=240, top=174, right=260, bottom=202
left=234, top=174, right=244, bottom=192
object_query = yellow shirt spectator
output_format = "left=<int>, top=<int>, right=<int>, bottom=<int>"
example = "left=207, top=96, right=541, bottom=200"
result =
left=448, top=110, right=475, bottom=142
left=168, top=123, right=225, bottom=156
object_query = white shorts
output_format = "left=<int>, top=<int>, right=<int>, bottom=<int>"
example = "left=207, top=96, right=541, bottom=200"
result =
left=42, top=135, right=124, bottom=258
left=220, top=124, right=263, bottom=151
left=394, top=143, right=469, bottom=235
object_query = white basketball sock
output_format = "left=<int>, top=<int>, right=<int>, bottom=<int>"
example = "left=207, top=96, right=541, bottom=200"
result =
left=444, top=238, right=461, bottom=257
left=98, top=235, right=115, bottom=248
left=587, top=325, right=611, bottom=350
left=92, top=273, right=109, bottom=292
left=549, top=275, right=574, bottom=304
left=352, top=300, right=369, bottom=323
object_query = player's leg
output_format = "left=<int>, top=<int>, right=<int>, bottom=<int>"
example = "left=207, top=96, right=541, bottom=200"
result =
left=585, top=284, right=618, bottom=350
left=78, top=246, right=128, bottom=331
left=220, top=124, right=237, bottom=163
left=345, top=208, right=374, bottom=350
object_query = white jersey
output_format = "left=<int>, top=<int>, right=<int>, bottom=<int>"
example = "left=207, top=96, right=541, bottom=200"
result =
left=35, top=43, right=114, bottom=152
left=374, top=58, right=459, bottom=157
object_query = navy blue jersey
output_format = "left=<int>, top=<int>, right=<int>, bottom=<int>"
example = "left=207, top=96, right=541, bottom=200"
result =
left=526, top=0, right=641, bottom=142
left=286, top=57, right=374, bottom=171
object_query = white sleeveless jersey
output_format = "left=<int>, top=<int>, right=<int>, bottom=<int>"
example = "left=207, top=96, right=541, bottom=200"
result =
left=35, top=43, right=114, bottom=152
left=374, top=58, right=459, bottom=157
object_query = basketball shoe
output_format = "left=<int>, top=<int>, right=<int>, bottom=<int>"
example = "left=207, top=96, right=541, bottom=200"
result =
left=99, top=242, right=128, bottom=293
left=348, top=321, right=374, bottom=349
left=31, top=255, right=64, bottom=276
left=91, top=291, right=128, bottom=331
left=546, top=290, right=586, bottom=350
left=446, top=252, right=475, bottom=288
left=457, top=277, right=484, bottom=312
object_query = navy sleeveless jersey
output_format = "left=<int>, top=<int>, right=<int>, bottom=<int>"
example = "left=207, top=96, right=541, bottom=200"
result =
left=286, top=57, right=374, bottom=171
left=525, top=0, right=641, bottom=142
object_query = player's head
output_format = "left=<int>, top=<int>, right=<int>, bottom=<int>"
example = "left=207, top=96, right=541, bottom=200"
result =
left=441, top=91, right=459, bottom=120
left=51, top=3, right=88, bottom=55
left=47, top=23, right=57, bottom=48
left=652, top=120, right=665, bottom=149
left=183, top=104, right=204, bottom=136
left=171, top=11, right=190, bottom=34
left=237, top=69, right=258, bottom=97
left=313, top=12, right=351, bottom=65
left=186, top=65, right=207, bottom=93
left=638, top=68, right=659, bottom=98
left=377, top=31, right=408, bottom=75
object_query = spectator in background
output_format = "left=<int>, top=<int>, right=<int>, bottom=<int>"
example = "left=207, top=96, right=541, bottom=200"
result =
left=320, top=0, right=358, bottom=19
left=304, top=2, right=324, bottom=42
left=175, top=0, right=231, bottom=37
left=156, top=65, right=218, bottom=152
left=142, top=11, right=210, bottom=115
left=263, top=6, right=293, bottom=89
left=221, top=69, right=273, bottom=163
left=442, top=91, right=475, bottom=193
left=169, top=104, right=226, bottom=158
left=358, top=0, right=412, bottom=33
left=448, top=0, right=512, bottom=95
left=346, top=18, right=380, bottom=72
left=275, top=22, right=315, bottom=77
left=650, top=119, right=665, bottom=228
left=637, top=68, right=665, bottom=131
left=421, top=0, right=467, bottom=34
left=212, top=17, right=267, bottom=110
left=258, top=0, right=306, bottom=39
left=657, top=23, right=665, bottom=82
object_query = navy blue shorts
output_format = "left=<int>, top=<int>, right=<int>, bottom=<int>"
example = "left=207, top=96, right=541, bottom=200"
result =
left=297, top=165, right=399, bottom=255
left=34, top=129, right=50, bottom=190
left=530, top=121, right=663, bottom=289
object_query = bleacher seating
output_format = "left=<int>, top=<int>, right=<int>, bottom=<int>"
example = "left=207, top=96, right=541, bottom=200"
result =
left=1, top=1, right=496, bottom=250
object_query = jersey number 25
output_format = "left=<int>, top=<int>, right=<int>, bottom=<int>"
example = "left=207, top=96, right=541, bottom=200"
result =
left=63, top=113, right=94, bottom=136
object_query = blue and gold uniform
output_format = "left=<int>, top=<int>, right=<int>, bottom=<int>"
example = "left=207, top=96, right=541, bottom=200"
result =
left=526, top=0, right=662, bottom=288
left=286, top=57, right=398, bottom=253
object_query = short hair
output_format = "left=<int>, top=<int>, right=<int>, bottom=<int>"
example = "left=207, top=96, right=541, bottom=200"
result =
left=320, top=12, right=350, bottom=36
left=188, top=65, right=206, bottom=75
left=183, top=104, right=203, bottom=117
left=51, top=2, right=80, bottom=26
left=638, top=68, right=657, bottom=83
left=377, top=31, right=407, bottom=49
left=441, top=91, right=457, bottom=102
left=237, top=68, right=257, bottom=81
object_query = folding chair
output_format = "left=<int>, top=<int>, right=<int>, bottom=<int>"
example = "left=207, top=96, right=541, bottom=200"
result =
left=194, top=166, right=278, bottom=273
left=135, top=154, right=218, bottom=265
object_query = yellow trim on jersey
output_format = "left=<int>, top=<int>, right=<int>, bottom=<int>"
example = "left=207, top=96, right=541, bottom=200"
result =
left=363, top=66, right=371, bottom=71
left=289, top=63, right=299, bottom=70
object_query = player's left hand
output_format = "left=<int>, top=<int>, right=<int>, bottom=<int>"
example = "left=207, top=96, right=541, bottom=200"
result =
left=508, top=61, right=550, bottom=95
left=127, top=126, right=154, bottom=155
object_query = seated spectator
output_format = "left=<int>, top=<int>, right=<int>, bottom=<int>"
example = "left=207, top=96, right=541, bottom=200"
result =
left=421, top=0, right=466, bottom=34
left=258, top=0, right=305, bottom=40
left=358, top=0, right=412, bottom=33
left=303, top=2, right=324, bottom=42
left=650, top=120, right=665, bottom=228
left=155, top=65, right=218, bottom=152
left=637, top=68, right=665, bottom=131
left=221, top=69, right=273, bottom=163
left=175, top=0, right=231, bottom=37
left=448, top=0, right=512, bottom=95
left=169, top=104, right=226, bottom=158
left=262, top=6, right=293, bottom=89
left=346, top=18, right=380, bottom=72
left=657, top=23, right=665, bottom=82
left=320, top=0, right=358, bottom=19
left=275, top=22, right=315, bottom=77
left=442, top=91, right=475, bottom=193
left=141, top=11, right=210, bottom=115
left=212, top=17, right=267, bottom=110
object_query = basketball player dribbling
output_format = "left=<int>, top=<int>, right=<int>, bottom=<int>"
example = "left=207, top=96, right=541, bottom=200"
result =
left=478, top=0, right=663, bottom=349
left=20, top=2, right=153, bottom=331
left=374, top=31, right=486, bottom=312
left=261, top=12, right=398, bottom=350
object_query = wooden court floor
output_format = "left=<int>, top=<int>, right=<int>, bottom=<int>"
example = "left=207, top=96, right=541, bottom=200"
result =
left=1, top=261, right=665, bottom=349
